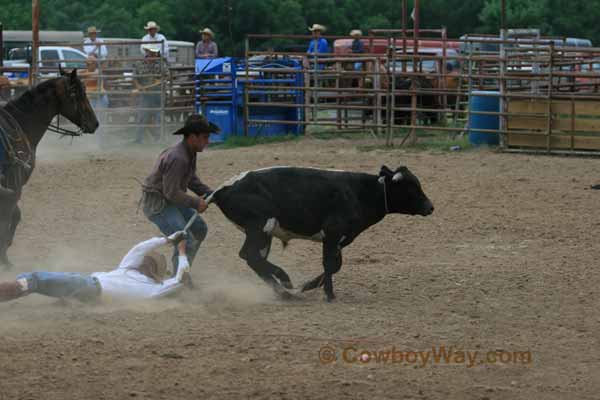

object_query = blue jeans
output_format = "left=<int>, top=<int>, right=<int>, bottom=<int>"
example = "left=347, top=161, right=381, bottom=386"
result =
left=16, top=272, right=100, bottom=302
left=146, top=204, right=208, bottom=271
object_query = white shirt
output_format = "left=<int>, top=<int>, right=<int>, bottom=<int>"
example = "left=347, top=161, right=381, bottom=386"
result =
left=83, top=37, right=108, bottom=59
left=141, top=33, right=169, bottom=58
left=91, top=237, right=187, bottom=300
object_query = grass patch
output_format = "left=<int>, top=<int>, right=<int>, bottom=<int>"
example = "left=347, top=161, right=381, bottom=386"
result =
left=308, top=131, right=375, bottom=140
left=358, top=129, right=476, bottom=152
left=408, top=134, right=473, bottom=152
left=210, top=134, right=301, bottom=149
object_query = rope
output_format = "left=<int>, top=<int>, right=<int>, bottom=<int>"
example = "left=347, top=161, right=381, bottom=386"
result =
left=0, top=107, right=33, bottom=191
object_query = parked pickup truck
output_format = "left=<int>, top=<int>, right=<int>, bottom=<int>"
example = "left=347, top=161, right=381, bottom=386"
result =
left=3, top=46, right=88, bottom=78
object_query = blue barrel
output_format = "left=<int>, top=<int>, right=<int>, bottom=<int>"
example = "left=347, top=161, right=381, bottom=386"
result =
left=468, top=91, right=500, bottom=146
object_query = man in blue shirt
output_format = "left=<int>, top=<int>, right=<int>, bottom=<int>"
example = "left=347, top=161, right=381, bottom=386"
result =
left=307, top=24, right=329, bottom=71
left=350, top=29, right=365, bottom=71
left=307, top=24, right=329, bottom=54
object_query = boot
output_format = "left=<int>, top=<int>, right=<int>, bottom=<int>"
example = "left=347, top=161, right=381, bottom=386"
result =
left=0, top=281, right=25, bottom=302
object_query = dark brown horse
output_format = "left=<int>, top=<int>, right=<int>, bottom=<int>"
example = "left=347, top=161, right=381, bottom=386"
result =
left=0, top=69, right=98, bottom=268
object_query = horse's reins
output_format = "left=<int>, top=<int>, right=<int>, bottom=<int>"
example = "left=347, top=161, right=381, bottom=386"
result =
left=47, top=116, right=83, bottom=137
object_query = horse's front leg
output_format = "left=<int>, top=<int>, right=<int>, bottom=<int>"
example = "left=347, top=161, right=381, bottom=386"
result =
left=7, top=205, right=21, bottom=248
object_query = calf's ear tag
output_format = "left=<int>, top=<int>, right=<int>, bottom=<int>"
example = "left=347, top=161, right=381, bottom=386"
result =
left=392, top=172, right=403, bottom=182
left=378, top=176, right=385, bottom=184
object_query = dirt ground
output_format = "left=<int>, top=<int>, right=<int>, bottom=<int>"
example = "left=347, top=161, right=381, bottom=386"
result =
left=0, top=135, right=598, bottom=400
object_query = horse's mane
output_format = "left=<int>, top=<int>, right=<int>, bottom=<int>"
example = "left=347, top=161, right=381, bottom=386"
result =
left=6, top=77, right=67, bottom=114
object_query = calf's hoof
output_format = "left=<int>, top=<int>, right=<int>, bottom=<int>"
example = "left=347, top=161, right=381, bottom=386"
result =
left=300, top=276, right=324, bottom=292
left=273, top=286, right=300, bottom=301
left=280, top=291, right=301, bottom=301
left=280, top=279, right=294, bottom=290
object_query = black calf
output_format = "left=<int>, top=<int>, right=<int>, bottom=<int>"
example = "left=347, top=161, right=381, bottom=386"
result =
left=208, top=165, right=433, bottom=301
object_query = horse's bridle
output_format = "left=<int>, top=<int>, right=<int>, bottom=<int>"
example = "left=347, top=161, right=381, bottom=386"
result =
left=47, top=117, right=83, bottom=137
left=48, top=83, right=84, bottom=137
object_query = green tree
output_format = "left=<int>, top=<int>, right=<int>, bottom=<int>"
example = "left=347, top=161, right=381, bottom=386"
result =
left=479, top=0, right=552, bottom=33
left=2, top=0, right=600, bottom=54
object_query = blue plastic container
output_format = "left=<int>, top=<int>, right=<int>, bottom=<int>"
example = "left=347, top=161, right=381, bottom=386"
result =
left=469, top=91, right=500, bottom=146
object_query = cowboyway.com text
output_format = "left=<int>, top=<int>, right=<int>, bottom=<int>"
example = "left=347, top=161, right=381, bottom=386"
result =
left=318, top=345, right=532, bottom=368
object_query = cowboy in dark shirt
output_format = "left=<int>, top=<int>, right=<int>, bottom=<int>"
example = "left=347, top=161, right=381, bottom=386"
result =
left=141, top=114, right=220, bottom=277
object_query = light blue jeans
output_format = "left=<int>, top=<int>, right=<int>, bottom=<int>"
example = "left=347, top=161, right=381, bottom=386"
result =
left=16, top=272, right=101, bottom=302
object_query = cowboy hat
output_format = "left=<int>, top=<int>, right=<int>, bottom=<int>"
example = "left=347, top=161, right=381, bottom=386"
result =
left=173, top=114, right=220, bottom=136
left=144, top=21, right=160, bottom=30
left=87, top=26, right=101, bottom=34
left=308, top=24, right=326, bottom=32
left=141, top=252, right=168, bottom=283
left=141, top=43, right=161, bottom=53
left=199, top=28, right=215, bottom=38
left=350, top=29, right=363, bottom=37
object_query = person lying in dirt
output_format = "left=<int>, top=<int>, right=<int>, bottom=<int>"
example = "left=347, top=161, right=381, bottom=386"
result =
left=0, top=231, right=191, bottom=303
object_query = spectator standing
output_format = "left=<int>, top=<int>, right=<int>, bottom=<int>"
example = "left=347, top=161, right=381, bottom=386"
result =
left=350, top=29, right=364, bottom=71
left=141, top=21, right=169, bottom=60
left=350, top=29, right=364, bottom=54
left=83, top=26, right=108, bottom=59
left=307, top=24, right=329, bottom=54
left=195, top=28, right=218, bottom=59
left=133, top=44, right=168, bottom=144
left=307, top=24, right=329, bottom=72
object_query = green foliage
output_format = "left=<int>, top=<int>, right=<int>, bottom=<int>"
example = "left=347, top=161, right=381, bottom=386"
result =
left=479, top=0, right=552, bottom=33
left=1, top=0, right=600, bottom=56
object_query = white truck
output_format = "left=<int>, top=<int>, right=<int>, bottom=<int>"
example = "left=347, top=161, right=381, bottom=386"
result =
left=3, top=46, right=88, bottom=79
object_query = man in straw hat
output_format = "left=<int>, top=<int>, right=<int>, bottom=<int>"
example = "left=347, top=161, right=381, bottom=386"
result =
left=349, top=29, right=365, bottom=72
left=307, top=24, right=329, bottom=54
left=196, top=28, right=218, bottom=59
left=84, top=26, right=108, bottom=59
left=133, top=43, right=169, bottom=143
left=350, top=29, right=365, bottom=54
left=141, top=21, right=169, bottom=59
left=0, top=231, right=191, bottom=303
left=141, top=114, right=219, bottom=280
